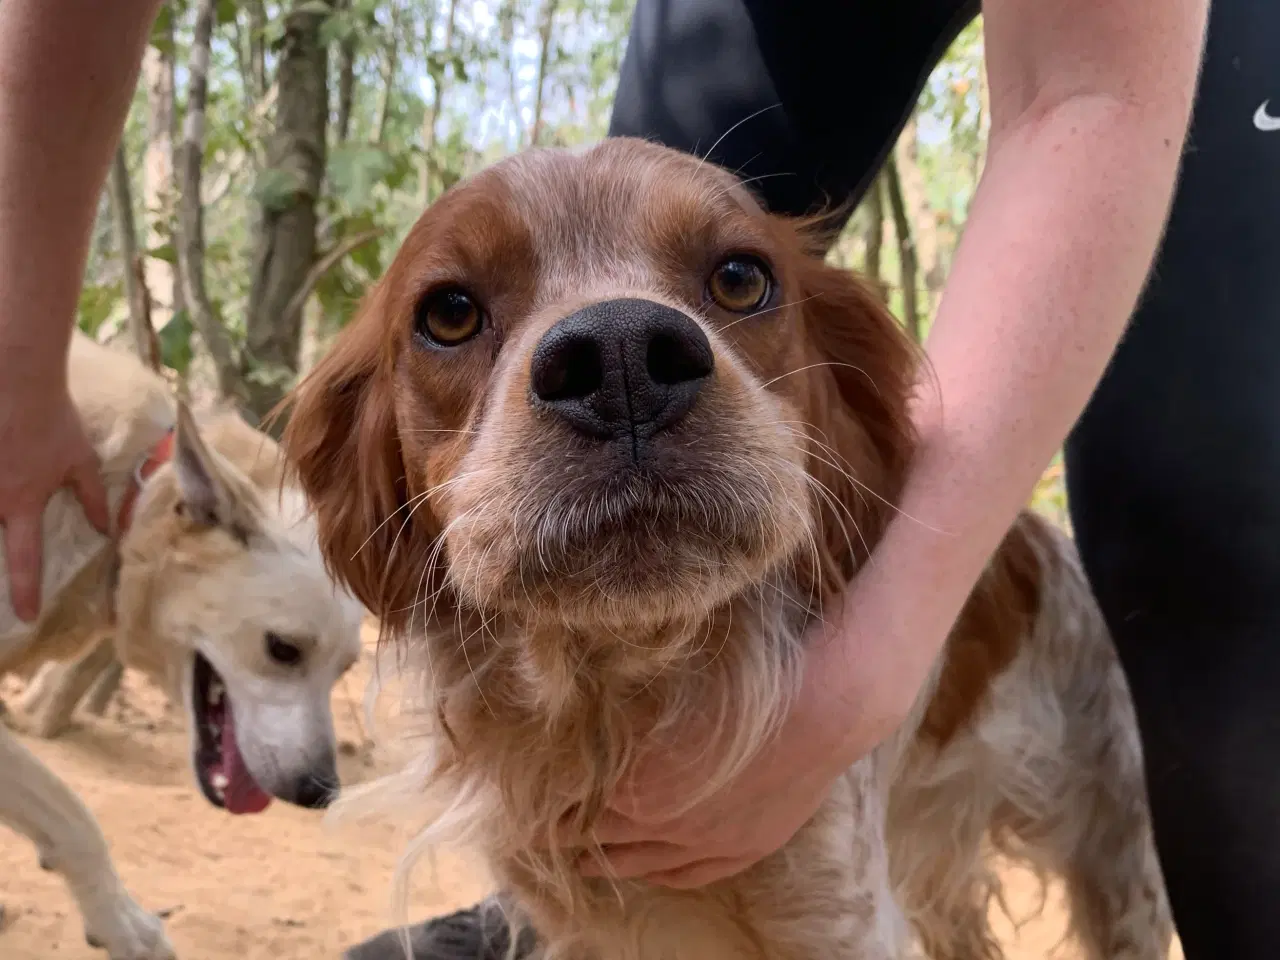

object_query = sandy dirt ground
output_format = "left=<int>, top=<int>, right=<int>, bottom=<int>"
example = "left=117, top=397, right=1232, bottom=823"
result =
left=0, top=623, right=1181, bottom=960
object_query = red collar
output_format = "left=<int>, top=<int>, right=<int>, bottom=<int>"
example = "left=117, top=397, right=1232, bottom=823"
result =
left=116, top=428, right=176, bottom=536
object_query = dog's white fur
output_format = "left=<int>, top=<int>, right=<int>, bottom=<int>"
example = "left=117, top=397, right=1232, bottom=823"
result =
left=0, top=333, right=364, bottom=960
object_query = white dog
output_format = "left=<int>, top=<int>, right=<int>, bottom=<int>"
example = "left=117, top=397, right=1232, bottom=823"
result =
left=0, top=333, right=364, bottom=960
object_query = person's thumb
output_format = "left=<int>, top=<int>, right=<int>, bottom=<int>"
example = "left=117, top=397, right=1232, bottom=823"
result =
left=70, top=457, right=111, bottom=536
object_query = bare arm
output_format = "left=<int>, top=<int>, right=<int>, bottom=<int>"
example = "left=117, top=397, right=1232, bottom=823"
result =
left=819, top=0, right=1211, bottom=737
left=0, top=0, right=162, bottom=621
left=0, top=0, right=163, bottom=385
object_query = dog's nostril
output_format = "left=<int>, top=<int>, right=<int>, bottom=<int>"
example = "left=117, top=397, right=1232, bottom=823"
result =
left=294, top=773, right=338, bottom=810
left=646, top=330, right=714, bottom=386
left=530, top=299, right=713, bottom=440
left=531, top=335, right=604, bottom=403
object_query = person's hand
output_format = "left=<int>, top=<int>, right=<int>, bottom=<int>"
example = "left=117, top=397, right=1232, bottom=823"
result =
left=578, top=578, right=939, bottom=889
left=0, top=379, right=109, bottom=622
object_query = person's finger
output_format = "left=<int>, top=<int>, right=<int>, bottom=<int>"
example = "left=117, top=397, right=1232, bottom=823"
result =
left=578, top=840, right=700, bottom=879
left=553, top=806, right=653, bottom=848
left=3, top=511, right=44, bottom=622
left=69, top=457, right=111, bottom=535
left=643, top=856, right=750, bottom=890
left=571, top=808, right=662, bottom=847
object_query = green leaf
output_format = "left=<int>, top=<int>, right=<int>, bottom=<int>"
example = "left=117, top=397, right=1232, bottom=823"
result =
left=252, top=167, right=304, bottom=213
left=206, top=239, right=235, bottom=268
left=327, top=144, right=395, bottom=210
left=77, top=281, right=123, bottom=338
left=215, top=0, right=238, bottom=25
left=146, top=244, right=178, bottom=265
left=345, top=232, right=382, bottom=277
left=244, top=361, right=295, bottom=388
left=319, top=14, right=351, bottom=47
left=148, top=5, right=176, bottom=57
left=157, top=309, right=195, bottom=377
left=294, top=0, right=333, bottom=15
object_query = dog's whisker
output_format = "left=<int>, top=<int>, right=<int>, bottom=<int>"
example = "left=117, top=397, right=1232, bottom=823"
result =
left=719, top=294, right=820, bottom=332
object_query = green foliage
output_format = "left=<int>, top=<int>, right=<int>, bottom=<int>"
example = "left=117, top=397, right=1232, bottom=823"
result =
left=77, top=281, right=123, bottom=338
left=295, top=1, right=336, bottom=17
left=158, top=309, right=197, bottom=376
left=150, top=4, right=177, bottom=56
left=252, top=167, right=306, bottom=212
left=147, top=243, right=179, bottom=265
left=327, top=143, right=399, bottom=209
left=99, top=0, right=999, bottom=454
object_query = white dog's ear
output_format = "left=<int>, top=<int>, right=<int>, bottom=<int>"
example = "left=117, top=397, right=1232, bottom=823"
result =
left=172, top=401, right=243, bottom=531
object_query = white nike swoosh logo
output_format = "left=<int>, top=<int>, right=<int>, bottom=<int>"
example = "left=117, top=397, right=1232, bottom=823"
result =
left=1254, top=100, right=1280, bottom=132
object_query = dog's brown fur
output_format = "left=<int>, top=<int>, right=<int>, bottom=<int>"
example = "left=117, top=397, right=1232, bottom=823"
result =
left=285, top=139, right=1171, bottom=959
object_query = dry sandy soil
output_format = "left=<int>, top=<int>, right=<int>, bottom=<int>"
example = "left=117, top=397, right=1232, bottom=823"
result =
left=0, top=623, right=1181, bottom=960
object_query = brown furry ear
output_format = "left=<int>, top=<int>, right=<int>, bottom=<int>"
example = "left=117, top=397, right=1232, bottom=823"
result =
left=280, top=282, right=438, bottom=631
left=795, top=256, right=920, bottom=596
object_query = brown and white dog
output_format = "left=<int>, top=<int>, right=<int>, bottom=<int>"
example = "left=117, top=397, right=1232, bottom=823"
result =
left=0, top=333, right=364, bottom=960
left=285, top=138, right=1172, bottom=959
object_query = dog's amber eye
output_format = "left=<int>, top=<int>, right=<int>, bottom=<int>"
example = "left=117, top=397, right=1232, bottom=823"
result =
left=707, top=256, right=772, bottom=313
left=416, top=287, right=483, bottom=346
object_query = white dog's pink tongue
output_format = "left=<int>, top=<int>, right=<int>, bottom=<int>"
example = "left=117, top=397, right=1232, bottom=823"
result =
left=218, top=707, right=272, bottom=815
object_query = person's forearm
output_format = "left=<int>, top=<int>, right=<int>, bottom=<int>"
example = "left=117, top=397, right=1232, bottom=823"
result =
left=832, top=91, right=1202, bottom=713
left=0, top=0, right=162, bottom=388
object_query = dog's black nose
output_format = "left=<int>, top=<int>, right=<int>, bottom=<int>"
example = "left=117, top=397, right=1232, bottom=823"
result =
left=291, top=770, right=339, bottom=810
left=530, top=299, right=714, bottom=446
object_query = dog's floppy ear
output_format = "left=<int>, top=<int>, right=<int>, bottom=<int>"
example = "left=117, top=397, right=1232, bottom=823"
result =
left=794, top=255, right=919, bottom=595
left=172, top=401, right=261, bottom=539
left=280, top=281, right=432, bottom=630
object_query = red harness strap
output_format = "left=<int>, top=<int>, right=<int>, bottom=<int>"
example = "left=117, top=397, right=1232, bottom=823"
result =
left=106, top=427, right=176, bottom=626
left=115, top=427, right=177, bottom=536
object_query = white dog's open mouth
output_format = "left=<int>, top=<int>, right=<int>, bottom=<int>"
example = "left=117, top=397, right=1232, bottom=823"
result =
left=192, top=653, right=272, bottom=815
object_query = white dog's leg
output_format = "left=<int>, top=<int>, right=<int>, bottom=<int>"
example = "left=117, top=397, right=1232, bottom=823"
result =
left=17, top=659, right=62, bottom=713
left=0, top=724, right=174, bottom=960
left=83, top=656, right=126, bottom=717
left=19, top=637, right=119, bottom=738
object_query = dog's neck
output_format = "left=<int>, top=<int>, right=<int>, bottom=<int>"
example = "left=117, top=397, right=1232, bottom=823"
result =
left=373, top=574, right=815, bottom=924
left=114, top=428, right=177, bottom=537
left=105, top=428, right=177, bottom=625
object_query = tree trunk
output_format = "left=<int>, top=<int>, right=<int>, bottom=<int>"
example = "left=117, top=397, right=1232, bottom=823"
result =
left=530, top=0, right=559, bottom=146
left=107, top=145, right=153, bottom=362
left=142, top=7, right=184, bottom=330
left=885, top=155, right=920, bottom=342
left=335, top=0, right=356, bottom=144
left=176, top=0, right=242, bottom=398
left=862, top=173, right=886, bottom=302
left=373, top=2, right=401, bottom=145
left=242, top=0, right=331, bottom=425
left=248, top=0, right=268, bottom=100
left=499, top=0, right=524, bottom=147
left=421, top=0, right=459, bottom=205
left=894, top=117, right=941, bottom=311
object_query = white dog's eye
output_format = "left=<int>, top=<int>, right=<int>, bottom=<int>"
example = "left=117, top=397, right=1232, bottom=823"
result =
left=265, top=632, right=304, bottom=667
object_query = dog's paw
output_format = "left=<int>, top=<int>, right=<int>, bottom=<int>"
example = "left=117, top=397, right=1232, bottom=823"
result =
left=83, top=896, right=176, bottom=960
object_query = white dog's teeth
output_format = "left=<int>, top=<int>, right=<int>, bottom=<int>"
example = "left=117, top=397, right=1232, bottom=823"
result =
left=211, top=772, right=229, bottom=791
